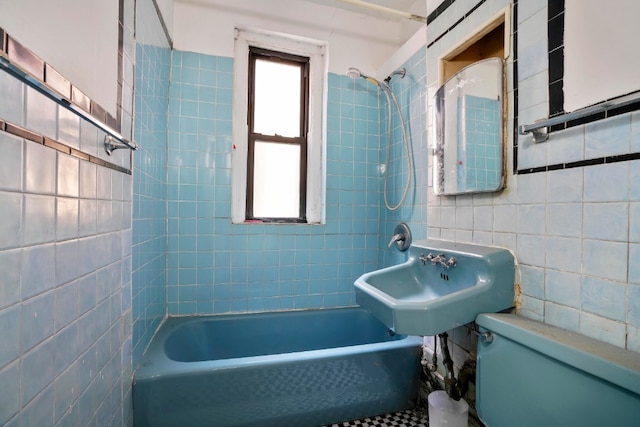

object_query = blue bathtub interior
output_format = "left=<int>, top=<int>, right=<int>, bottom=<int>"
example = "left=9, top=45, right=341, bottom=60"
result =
left=476, top=313, right=640, bottom=427
left=133, top=307, right=423, bottom=427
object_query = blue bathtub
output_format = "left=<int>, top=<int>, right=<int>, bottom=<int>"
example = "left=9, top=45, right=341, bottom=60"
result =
left=133, top=307, right=422, bottom=427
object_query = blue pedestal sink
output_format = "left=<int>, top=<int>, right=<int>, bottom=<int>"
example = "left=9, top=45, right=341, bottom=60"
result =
left=354, top=239, right=515, bottom=336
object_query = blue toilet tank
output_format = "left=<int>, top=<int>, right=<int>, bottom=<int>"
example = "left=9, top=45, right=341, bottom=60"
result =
left=476, top=313, right=640, bottom=427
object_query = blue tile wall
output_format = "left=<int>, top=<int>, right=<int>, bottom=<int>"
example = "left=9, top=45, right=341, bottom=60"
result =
left=379, top=47, right=428, bottom=268
left=0, top=73, right=133, bottom=425
left=166, top=50, right=386, bottom=315
left=460, top=95, right=501, bottom=191
left=132, top=38, right=171, bottom=366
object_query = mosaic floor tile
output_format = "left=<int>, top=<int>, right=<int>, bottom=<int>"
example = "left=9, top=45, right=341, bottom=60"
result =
left=325, top=408, right=429, bottom=427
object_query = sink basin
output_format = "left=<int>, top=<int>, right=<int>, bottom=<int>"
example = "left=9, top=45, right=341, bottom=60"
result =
left=354, top=239, right=515, bottom=336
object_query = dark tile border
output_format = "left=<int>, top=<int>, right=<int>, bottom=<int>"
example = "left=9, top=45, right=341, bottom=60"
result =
left=514, top=1, right=640, bottom=174
left=0, top=21, right=122, bottom=135
left=428, top=0, right=640, bottom=176
left=0, top=120, right=131, bottom=175
left=427, top=0, right=487, bottom=49
left=427, top=0, right=457, bottom=24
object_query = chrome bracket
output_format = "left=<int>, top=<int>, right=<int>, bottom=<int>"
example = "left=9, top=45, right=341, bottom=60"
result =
left=104, top=135, right=129, bottom=156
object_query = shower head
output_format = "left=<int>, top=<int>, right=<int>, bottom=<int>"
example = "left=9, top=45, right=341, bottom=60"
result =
left=346, top=67, right=381, bottom=86
left=346, top=67, right=363, bottom=79
left=384, top=68, right=406, bottom=83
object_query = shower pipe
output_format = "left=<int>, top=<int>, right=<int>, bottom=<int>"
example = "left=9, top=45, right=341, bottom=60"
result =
left=335, top=0, right=427, bottom=23
left=347, top=67, right=412, bottom=211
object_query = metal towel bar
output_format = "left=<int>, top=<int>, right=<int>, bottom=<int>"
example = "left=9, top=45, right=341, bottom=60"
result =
left=0, top=55, right=137, bottom=152
left=519, top=91, right=640, bottom=143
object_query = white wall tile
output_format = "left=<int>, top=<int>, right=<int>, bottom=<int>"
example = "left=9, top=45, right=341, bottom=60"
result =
left=584, top=163, right=629, bottom=202
left=0, top=249, right=21, bottom=309
left=0, top=192, right=23, bottom=250
left=517, top=204, right=546, bottom=235
left=582, top=276, right=626, bottom=322
left=547, top=168, right=583, bottom=203
left=545, top=269, right=581, bottom=308
left=546, top=126, right=585, bottom=165
left=24, top=142, right=56, bottom=195
left=546, top=203, right=582, bottom=237
left=579, top=312, right=626, bottom=347
left=494, top=204, right=517, bottom=232
left=545, top=236, right=581, bottom=273
left=21, top=244, right=56, bottom=299
left=582, top=239, right=628, bottom=282
left=582, top=202, right=628, bottom=242
left=57, top=107, right=80, bottom=149
left=545, top=301, right=580, bottom=332
left=56, top=197, right=79, bottom=242
left=97, top=167, right=112, bottom=201
left=25, top=87, right=57, bottom=140
left=79, top=162, right=97, bottom=200
left=0, top=71, right=25, bottom=125
left=57, top=154, right=79, bottom=198
left=23, top=194, right=55, bottom=246
left=0, top=133, right=23, bottom=191
left=585, top=115, right=631, bottom=158
left=517, top=234, right=546, bottom=267
left=626, top=284, right=640, bottom=326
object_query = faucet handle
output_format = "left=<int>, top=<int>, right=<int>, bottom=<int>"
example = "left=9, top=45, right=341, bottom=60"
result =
left=388, top=233, right=404, bottom=248
left=388, top=223, right=412, bottom=251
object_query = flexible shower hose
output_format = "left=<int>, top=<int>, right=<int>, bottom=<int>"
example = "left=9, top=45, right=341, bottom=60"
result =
left=380, top=83, right=412, bottom=211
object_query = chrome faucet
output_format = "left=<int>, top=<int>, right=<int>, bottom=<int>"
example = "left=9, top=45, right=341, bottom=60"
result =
left=419, top=253, right=457, bottom=269
left=419, top=253, right=435, bottom=265
left=388, top=233, right=405, bottom=248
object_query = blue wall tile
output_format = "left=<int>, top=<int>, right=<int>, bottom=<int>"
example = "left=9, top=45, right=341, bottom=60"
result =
left=165, top=50, right=387, bottom=315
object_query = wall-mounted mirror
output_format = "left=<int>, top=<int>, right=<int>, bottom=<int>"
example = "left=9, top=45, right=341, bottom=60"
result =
left=433, top=57, right=504, bottom=195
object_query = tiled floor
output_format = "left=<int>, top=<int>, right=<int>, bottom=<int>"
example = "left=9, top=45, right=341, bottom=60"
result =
left=325, top=408, right=429, bottom=426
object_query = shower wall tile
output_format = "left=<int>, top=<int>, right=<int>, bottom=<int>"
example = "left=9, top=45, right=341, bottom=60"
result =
left=132, top=18, right=171, bottom=365
left=167, top=50, right=382, bottom=316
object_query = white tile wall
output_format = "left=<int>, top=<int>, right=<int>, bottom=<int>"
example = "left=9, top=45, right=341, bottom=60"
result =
left=426, top=0, right=640, bottom=357
left=0, top=61, right=134, bottom=426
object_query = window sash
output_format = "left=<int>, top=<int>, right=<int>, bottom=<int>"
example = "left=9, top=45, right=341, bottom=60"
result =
left=246, top=47, right=309, bottom=222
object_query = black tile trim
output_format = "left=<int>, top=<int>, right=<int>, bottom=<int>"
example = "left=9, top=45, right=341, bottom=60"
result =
left=544, top=1, right=640, bottom=133
left=427, top=0, right=456, bottom=24
left=0, top=20, right=125, bottom=135
left=1, top=119, right=131, bottom=175
left=427, top=0, right=487, bottom=49
left=0, top=28, right=6, bottom=53
left=517, top=151, right=640, bottom=175
left=513, top=1, right=640, bottom=175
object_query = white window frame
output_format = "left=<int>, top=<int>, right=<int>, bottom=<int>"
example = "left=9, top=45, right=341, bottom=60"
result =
left=232, top=28, right=327, bottom=224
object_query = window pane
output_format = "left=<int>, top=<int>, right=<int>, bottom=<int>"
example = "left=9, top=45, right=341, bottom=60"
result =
left=253, top=141, right=300, bottom=218
left=253, top=59, right=301, bottom=137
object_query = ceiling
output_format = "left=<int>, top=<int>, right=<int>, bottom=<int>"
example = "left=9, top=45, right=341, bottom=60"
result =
left=302, top=0, right=427, bottom=22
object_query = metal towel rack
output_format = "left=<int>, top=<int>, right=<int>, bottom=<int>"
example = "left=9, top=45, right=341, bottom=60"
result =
left=0, top=55, right=137, bottom=153
left=519, top=91, right=640, bottom=143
